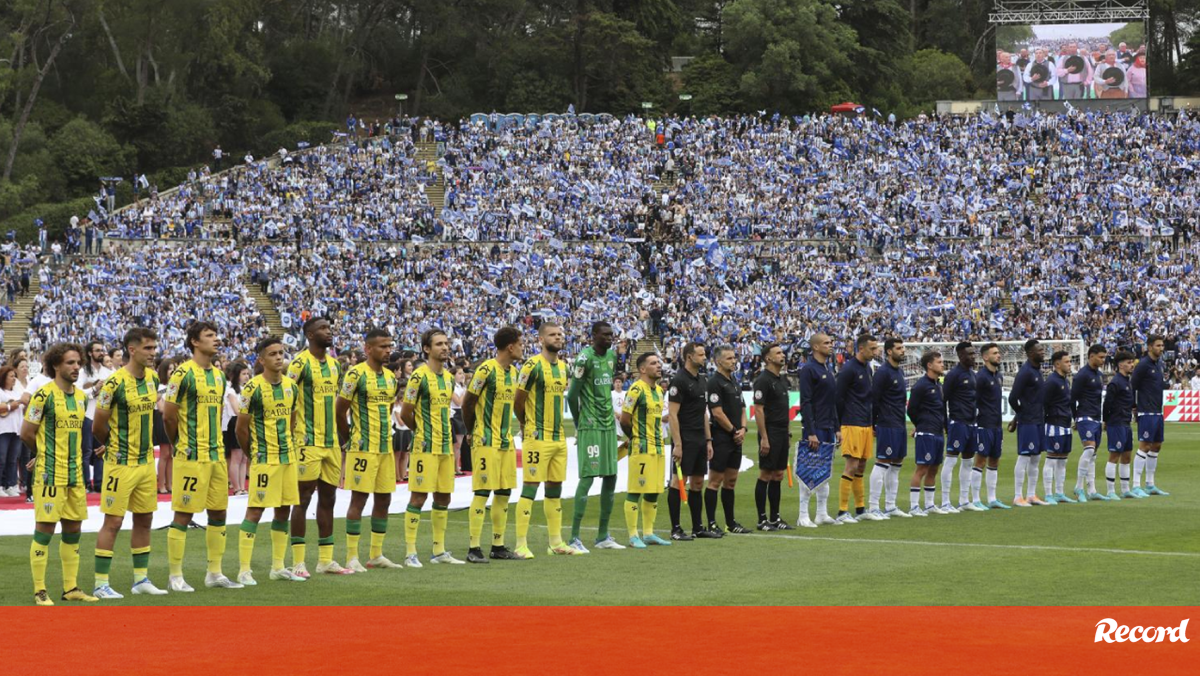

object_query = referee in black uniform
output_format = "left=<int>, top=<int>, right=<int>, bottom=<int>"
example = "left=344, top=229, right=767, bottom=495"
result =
left=753, top=342, right=793, bottom=530
left=707, top=344, right=750, bottom=533
left=667, top=342, right=716, bottom=540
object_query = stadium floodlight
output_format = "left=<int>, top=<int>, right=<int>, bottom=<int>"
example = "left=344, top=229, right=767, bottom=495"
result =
left=641, top=102, right=654, bottom=109
left=394, top=94, right=408, bottom=100
left=678, top=94, right=693, bottom=101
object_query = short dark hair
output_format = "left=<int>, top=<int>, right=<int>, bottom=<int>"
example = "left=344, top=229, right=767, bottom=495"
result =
left=256, top=336, right=283, bottom=354
left=1088, top=343, right=1108, bottom=357
left=366, top=328, right=392, bottom=343
left=955, top=341, right=973, bottom=356
left=302, top=316, right=329, bottom=335
left=1023, top=339, right=1040, bottom=354
left=856, top=334, right=877, bottom=351
left=919, top=350, right=941, bottom=371
left=1051, top=350, right=1070, bottom=364
left=1147, top=334, right=1165, bottom=347
left=494, top=326, right=521, bottom=350
left=762, top=342, right=781, bottom=357
left=635, top=352, right=658, bottom=370
left=122, top=327, right=158, bottom=351
left=591, top=321, right=612, bottom=335
left=538, top=321, right=562, bottom=335
left=1115, top=350, right=1137, bottom=364
left=979, top=342, right=999, bottom=356
left=186, top=321, right=219, bottom=353
left=682, top=341, right=704, bottom=361
left=420, top=328, right=446, bottom=353
left=884, top=337, right=903, bottom=352
left=43, top=342, right=84, bottom=379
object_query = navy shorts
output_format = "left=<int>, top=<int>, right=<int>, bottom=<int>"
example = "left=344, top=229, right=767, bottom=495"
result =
left=974, top=427, right=1003, bottom=459
left=1044, top=433, right=1072, bottom=456
left=1017, top=424, right=1043, bottom=456
left=1137, top=414, right=1164, bottom=444
left=914, top=434, right=945, bottom=466
left=1075, top=419, right=1101, bottom=446
left=1106, top=425, right=1132, bottom=454
left=874, top=427, right=907, bottom=462
left=946, top=421, right=975, bottom=459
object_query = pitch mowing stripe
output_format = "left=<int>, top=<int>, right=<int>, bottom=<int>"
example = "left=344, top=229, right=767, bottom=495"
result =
left=546, top=524, right=1200, bottom=558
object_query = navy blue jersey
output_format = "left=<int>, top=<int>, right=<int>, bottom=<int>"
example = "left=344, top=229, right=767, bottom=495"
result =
left=942, top=364, right=977, bottom=425
left=835, top=356, right=873, bottom=427
left=907, top=375, right=946, bottom=435
left=1130, top=356, right=1164, bottom=413
left=975, top=366, right=1004, bottom=429
left=1070, top=364, right=1104, bottom=419
left=1043, top=371, right=1073, bottom=427
left=1008, top=360, right=1045, bottom=425
left=871, top=360, right=907, bottom=429
left=798, top=357, right=838, bottom=433
left=1102, top=373, right=1134, bottom=426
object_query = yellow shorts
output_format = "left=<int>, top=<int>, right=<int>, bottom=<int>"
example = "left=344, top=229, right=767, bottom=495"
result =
left=249, top=462, right=301, bottom=508
left=627, top=454, right=665, bottom=494
left=346, top=451, right=396, bottom=494
left=171, top=457, right=230, bottom=513
left=522, top=440, right=567, bottom=484
left=409, top=452, right=455, bottom=494
left=297, top=445, right=341, bottom=486
left=101, top=463, right=157, bottom=516
left=472, top=447, right=517, bottom=491
left=841, top=426, right=874, bottom=460
left=34, top=482, right=88, bottom=523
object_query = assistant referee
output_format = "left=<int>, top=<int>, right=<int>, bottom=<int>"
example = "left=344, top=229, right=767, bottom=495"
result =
left=667, top=343, right=716, bottom=540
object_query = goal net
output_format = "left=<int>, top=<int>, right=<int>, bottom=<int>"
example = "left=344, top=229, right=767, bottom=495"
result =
left=899, top=340, right=1088, bottom=386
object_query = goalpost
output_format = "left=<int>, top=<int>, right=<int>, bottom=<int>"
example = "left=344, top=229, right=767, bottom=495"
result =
left=900, top=340, right=1088, bottom=386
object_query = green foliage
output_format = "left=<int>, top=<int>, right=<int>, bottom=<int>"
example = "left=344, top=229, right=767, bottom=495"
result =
left=1109, top=23, right=1147, bottom=50
left=256, top=121, right=342, bottom=156
left=904, top=48, right=974, bottom=111
left=680, top=53, right=741, bottom=115
left=995, top=25, right=1036, bottom=54
left=0, top=195, right=98, bottom=243
left=49, top=118, right=132, bottom=192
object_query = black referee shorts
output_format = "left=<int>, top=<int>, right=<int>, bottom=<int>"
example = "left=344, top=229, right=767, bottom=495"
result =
left=759, top=428, right=791, bottom=471
left=675, top=430, right=708, bottom=477
left=709, top=434, right=743, bottom=473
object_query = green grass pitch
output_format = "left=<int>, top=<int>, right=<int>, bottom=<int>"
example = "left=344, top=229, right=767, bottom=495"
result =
left=2, top=423, right=1196, bottom=606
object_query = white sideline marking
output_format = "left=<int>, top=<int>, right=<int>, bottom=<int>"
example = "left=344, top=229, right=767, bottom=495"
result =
left=549, top=525, right=1200, bottom=558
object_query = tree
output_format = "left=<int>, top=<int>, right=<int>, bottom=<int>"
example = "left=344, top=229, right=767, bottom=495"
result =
left=680, top=52, right=741, bottom=115
left=3, top=0, right=78, bottom=182
left=904, top=48, right=973, bottom=110
left=724, top=0, right=861, bottom=113
left=48, top=117, right=131, bottom=191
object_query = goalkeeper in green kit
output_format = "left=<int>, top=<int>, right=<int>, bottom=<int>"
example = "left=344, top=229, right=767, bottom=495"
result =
left=566, top=321, right=625, bottom=552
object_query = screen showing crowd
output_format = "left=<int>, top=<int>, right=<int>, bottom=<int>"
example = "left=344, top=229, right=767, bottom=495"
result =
left=996, top=22, right=1147, bottom=101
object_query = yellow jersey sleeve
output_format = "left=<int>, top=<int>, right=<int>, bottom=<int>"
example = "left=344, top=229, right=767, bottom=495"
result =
left=286, top=356, right=305, bottom=383
left=165, top=365, right=189, bottom=405
left=622, top=383, right=643, bottom=416
left=339, top=366, right=362, bottom=401
left=468, top=362, right=492, bottom=397
left=96, top=374, right=120, bottom=412
left=402, top=372, right=423, bottom=406
left=24, top=385, right=48, bottom=424
left=239, top=380, right=258, bottom=415
left=516, top=359, right=539, bottom=392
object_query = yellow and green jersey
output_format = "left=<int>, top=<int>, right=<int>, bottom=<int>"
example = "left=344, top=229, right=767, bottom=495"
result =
left=96, top=368, right=160, bottom=466
left=25, top=381, right=87, bottom=486
left=517, top=353, right=568, bottom=442
left=339, top=362, right=398, bottom=453
left=467, top=358, right=517, bottom=450
left=622, top=379, right=664, bottom=456
left=239, top=374, right=300, bottom=464
left=403, top=364, right=453, bottom=455
left=287, top=349, right=342, bottom=449
left=165, top=359, right=227, bottom=462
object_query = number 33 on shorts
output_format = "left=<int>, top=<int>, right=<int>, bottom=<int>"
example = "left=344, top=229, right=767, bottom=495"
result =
left=522, top=439, right=566, bottom=483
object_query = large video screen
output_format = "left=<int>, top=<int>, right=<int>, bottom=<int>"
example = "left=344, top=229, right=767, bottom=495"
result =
left=996, top=22, right=1146, bottom=101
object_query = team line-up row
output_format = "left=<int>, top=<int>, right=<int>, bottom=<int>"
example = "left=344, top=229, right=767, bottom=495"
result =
left=19, top=321, right=1171, bottom=605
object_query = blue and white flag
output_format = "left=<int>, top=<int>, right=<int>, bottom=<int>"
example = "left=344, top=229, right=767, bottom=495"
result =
left=795, top=442, right=835, bottom=490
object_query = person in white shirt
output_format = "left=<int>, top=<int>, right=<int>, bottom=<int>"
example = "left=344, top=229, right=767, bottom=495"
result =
left=611, top=376, right=626, bottom=438
left=1190, top=369, right=1200, bottom=391
left=0, top=365, right=25, bottom=496
left=78, top=341, right=114, bottom=493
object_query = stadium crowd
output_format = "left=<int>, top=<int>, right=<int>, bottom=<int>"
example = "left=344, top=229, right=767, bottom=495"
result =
left=99, top=110, right=1200, bottom=246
